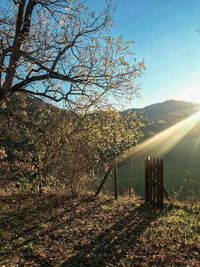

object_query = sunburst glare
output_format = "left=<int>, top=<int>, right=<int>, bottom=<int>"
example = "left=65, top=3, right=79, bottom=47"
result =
left=119, top=110, right=200, bottom=162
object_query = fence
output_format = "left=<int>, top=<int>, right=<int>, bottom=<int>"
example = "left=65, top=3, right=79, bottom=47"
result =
left=96, top=156, right=167, bottom=209
left=145, top=156, right=163, bottom=209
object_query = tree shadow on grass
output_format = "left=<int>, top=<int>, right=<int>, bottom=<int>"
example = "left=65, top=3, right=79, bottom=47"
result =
left=0, top=194, right=109, bottom=262
left=0, top=194, right=169, bottom=266
left=61, top=203, right=163, bottom=267
left=0, top=193, right=77, bottom=243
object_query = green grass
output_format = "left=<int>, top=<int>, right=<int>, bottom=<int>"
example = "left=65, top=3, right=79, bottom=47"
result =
left=0, top=193, right=199, bottom=266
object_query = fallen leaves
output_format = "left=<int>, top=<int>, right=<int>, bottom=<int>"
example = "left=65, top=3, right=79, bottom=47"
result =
left=0, top=193, right=199, bottom=266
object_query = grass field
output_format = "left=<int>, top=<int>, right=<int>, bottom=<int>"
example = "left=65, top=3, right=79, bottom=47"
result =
left=0, top=193, right=199, bottom=266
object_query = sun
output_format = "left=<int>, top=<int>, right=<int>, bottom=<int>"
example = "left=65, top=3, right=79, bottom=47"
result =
left=174, top=78, right=200, bottom=104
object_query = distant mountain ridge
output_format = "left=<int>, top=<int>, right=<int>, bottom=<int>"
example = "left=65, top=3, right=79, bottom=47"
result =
left=125, top=99, right=200, bottom=117
left=2, top=97, right=200, bottom=138
left=124, top=100, right=200, bottom=137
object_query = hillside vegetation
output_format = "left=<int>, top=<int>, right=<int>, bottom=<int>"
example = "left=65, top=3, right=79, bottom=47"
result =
left=1, top=98, right=200, bottom=197
left=119, top=100, right=200, bottom=198
left=0, top=95, right=142, bottom=194
left=0, top=99, right=200, bottom=266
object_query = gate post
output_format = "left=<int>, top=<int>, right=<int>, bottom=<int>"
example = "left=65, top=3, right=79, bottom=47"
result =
left=158, top=159, right=163, bottom=209
left=113, top=159, right=118, bottom=199
left=145, top=156, right=150, bottom=203
left=145, top=156, right=164, bottom=210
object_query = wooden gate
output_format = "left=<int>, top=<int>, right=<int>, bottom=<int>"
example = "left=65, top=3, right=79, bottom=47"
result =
left=145, top=156, right=163, bottom=209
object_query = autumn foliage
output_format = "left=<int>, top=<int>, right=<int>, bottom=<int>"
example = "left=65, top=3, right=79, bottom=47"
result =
left=0, top=95, right=143, bottom=194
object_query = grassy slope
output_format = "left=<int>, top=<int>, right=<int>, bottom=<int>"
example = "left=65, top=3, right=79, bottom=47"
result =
left=0, top=193, right=199, bottom=267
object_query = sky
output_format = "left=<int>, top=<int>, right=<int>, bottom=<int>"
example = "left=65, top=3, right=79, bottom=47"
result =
left=2, top=0, right=200, bottom=109
left=90, top=0, right=200, bottom=108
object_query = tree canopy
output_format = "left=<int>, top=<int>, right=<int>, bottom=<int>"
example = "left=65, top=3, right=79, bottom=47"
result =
left=0, top=0, right=144, bottom=111
left=0, top=95, right=143, bottom=193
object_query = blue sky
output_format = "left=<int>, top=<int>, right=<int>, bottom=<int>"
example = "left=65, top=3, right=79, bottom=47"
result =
left=91, top=0, right=200, bottom=108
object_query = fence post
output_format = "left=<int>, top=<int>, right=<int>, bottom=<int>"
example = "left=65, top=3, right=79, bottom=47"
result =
left=158, top=159, right=164, bottom=209
left=145, top=156, right=164, bottom=210
left=145, top=156, right=149, bottom=202
left=114, top=159, right=118, bottom=199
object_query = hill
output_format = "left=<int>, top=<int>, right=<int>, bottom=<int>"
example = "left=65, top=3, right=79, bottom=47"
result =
left=119, top=100, right=200, bottom=198
left=3, top=97, right=199, bottom=138
left=124, top=100, right=200, bottom=137
left=1, top=97, right=200, bottom=197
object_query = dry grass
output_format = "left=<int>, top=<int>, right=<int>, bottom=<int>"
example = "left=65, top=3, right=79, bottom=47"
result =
left=0, top=193, right=199, bottom=266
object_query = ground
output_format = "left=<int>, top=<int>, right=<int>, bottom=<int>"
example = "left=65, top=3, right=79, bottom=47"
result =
left=0, top=193, right=199, bottom=267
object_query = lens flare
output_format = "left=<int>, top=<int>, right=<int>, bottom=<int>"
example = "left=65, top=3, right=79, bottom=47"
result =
left=118, top=110, right=200, bottom=162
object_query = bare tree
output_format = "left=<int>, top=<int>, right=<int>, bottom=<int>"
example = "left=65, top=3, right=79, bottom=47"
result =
left=0, top=0, right=144, bottom=111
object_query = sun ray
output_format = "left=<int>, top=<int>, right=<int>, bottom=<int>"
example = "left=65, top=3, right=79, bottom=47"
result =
left=118, top=110, right=200, bottom=163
